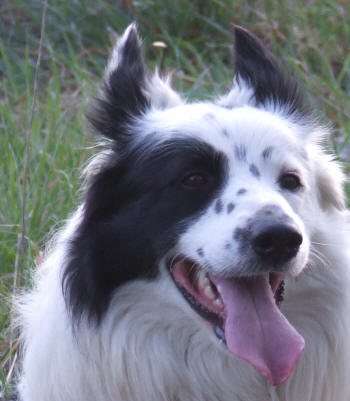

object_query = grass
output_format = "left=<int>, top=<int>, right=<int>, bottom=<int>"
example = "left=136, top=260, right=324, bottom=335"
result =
left=0, top=0, right=349, bottom=396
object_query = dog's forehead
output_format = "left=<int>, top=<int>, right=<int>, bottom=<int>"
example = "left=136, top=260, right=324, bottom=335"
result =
left=141, top=102, right=302, bottom=158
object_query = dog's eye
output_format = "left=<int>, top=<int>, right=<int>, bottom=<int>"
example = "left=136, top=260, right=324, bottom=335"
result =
left=182, top=173, right=208, bottom=188
left=279, top=173, right=302, bottom=191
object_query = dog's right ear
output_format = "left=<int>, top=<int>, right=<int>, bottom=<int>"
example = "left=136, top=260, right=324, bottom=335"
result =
left=87, top=24, right=182, bottom=145
left=87, top=24, right=149, bottom=144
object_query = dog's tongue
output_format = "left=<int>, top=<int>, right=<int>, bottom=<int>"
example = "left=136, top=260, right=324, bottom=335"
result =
left=211, top=275, right=304, bottom=385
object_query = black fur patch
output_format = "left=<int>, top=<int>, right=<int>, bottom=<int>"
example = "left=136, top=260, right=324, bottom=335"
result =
left=234, top=26, right=308, bottom=119
left=262, top=146, right=274, bottom=159
left=233, top=227, right=249, bottom=242
left=86, top=28, right=150, bottom=145
left=63, top=138, right=227, bottom=323
left=197, top=248, right=205, bottom=257
left=249, top=164, right=260, bottom=178
left=227, top=202, right=235, bottom=213
left=234, top=145, right=247, bottom=162
left=214, top=199, right=223, bottom=214
left=204, top=112, right=216, bottom=121
left=222, top=129, right=229, bottom=137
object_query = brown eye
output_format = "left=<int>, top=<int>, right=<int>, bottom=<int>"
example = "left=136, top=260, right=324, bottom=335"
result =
left=182, top=173, right=207, bottom=188
left=279, top=173, right=302, bottom=191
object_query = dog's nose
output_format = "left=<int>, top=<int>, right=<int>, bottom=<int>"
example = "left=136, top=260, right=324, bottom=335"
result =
left=252, top=223, right=303, bottom=264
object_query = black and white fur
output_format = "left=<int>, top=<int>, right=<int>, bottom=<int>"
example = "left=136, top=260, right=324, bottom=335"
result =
left=17, top=24, right=350, bottom=401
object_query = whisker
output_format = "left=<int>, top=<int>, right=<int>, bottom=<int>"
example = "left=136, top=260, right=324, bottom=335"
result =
left=311, top=241, right=342, bottom=247
left=309, top=248, right=329, bottom=268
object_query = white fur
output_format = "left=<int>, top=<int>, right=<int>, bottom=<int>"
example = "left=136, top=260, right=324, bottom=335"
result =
left=16, top=26, right=350, bottom=401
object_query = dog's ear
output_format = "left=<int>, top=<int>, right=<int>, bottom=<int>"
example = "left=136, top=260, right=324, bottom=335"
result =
left=87, top=24, right=148, bottom=143
left=314, top=152, right=346, bottom=211
left=87, top=24, right=181, bottom=144
left=219, top=27, right=306, bottom=118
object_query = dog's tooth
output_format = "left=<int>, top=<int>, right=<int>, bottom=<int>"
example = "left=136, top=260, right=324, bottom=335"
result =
left=213, top=297, right=223, bottom=308
left=204, top=284, right=216, bottom=300
left=198, top=270, right=209, bottom=289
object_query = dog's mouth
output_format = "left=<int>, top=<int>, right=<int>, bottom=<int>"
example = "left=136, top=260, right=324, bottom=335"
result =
left=168, top=257, right=305, bottom=386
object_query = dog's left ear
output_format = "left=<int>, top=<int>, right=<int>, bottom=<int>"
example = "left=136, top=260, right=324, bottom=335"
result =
left=219, top=26, right=306, bottom=118
left=314, top=152, right=346, bottom=211
left=87, top=23, right=181, bottom=144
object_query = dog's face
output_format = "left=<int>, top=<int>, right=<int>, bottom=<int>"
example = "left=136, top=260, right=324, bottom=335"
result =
left=138, top=101, right=310, bottom=386
left=152, top=103, right=310, bottom=277
left=63, top=24, right=345, bottom=387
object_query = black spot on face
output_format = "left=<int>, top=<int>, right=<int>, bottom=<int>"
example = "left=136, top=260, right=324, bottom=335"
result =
left=249, top=164, right=260, bottom=178
left=237, top=188, right=247, bottom=196
left=197, top=248, right=205, bottom=257
left=233, top=227, right=250, bottom=242
left=204, top=112, right=216, bottom=121
left=215, top=199, right=223, bottom=214
left=225, top=242, right=231, bottom=250
left=300, top=148, right=308, bottom=161
left=262, top=146, right=273, bottom=160
left=234, top=145, right=247, bottom=162
left=227, top=203, right=235, bottom=214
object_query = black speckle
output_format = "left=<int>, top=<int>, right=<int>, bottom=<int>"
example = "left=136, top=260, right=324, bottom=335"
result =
left=215, top=199, right=223, bottom=214
left=227, top=203, right=235, bottom=214
left=233, top=227, right=249, bottom=242
left=197, top=248, right=204, bottom=257
left=234, top=145, right=247, bottom=162
left=300, top=149, right=308, bottom=161
left=222, top=129, right=229, bottom=137
left=237, top=188, right=247, bottom=196
left=262, top=147, right=273, bottom=160
left=225, top=242, right=232, bottom=250
left=249, top=164, right=260, bottom=178
left=204, top=112, right=216, bottom=121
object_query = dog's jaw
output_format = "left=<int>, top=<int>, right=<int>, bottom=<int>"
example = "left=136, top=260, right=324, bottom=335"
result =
left=169, top=257, right=304, bottom=385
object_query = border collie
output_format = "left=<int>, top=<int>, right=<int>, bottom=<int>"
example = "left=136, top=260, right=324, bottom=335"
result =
left=17, top=24, right=350, bottom=401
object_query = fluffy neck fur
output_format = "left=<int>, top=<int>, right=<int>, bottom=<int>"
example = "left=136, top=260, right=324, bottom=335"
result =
left=17, top=207, right=350, bottom=401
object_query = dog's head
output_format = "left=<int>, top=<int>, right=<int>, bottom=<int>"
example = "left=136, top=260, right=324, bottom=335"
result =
left=63, top=24, right=345, bottom=386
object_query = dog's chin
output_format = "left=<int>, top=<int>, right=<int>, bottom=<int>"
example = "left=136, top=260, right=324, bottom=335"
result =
left=167, top=256, right=305, bottom=386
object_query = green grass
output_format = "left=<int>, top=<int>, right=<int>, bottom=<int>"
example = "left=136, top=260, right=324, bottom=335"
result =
left=1, top=0, right=349, bottom=395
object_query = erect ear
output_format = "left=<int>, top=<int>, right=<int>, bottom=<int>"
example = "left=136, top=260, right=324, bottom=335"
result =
left=219, top=26, right=306, bottom=118
left=314, top=151, right=346, bottom=211
left=87, top=24, right=148, bottom=143
left=87, top=24, right=182, bottom=144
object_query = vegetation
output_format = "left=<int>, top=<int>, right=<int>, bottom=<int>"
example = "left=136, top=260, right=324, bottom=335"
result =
left=1, top=0, right=349, bottom=395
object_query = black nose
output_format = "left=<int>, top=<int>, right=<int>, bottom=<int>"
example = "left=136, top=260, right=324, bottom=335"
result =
left=252, top=223, right=303, bottom=264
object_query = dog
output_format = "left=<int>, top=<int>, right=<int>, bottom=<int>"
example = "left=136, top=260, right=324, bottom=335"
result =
left=16, top=24, right=350, bottom=401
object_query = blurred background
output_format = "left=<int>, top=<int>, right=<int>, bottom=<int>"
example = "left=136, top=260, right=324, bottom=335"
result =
left=0, top=0, right=349, bottom=396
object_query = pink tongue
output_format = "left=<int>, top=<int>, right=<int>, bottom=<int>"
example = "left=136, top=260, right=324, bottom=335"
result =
left=211, top=275, right=304, bottom=386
